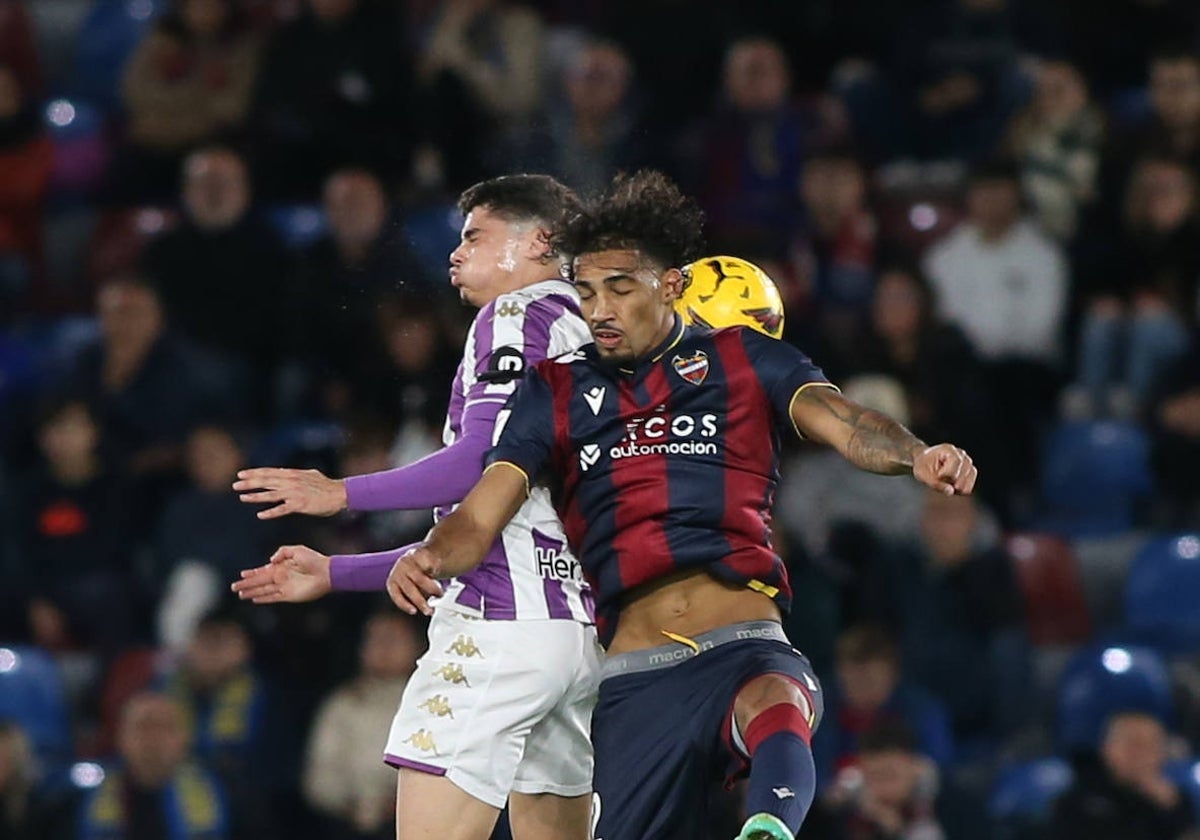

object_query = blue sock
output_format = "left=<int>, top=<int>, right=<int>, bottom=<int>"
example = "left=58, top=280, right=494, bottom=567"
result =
left=743, top=708, right=817, bottom=833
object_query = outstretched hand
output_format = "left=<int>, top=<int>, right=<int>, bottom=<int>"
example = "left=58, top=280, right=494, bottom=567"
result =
left=232, top=468, right=348, bottom=519
left=386, top=546, right=444, bottom=617
left=231, top=544, right=333, bottom=603
left=912, top=444, right=977, bottom=496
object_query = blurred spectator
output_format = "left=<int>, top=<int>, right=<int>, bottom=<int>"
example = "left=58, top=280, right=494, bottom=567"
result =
left=1073, top=156, right=1198, bottom=414
left=0, top=63, right=51, bottom=315
left=846, top=265, right=1006, bottom=510
left=303, top=610, right=421, bottom=839
left=285, top=168, right=433, bottom=416
left=115, top=0, right=262, bottom=201
left=1006, top=57, right=1104, bottom=241
left=923, top=160, right=1067, bottom=494
left=812, top=624, right=955, bottom=787
left=1149, top=337, right=1200, bottom=526
left=141, top=147, right=287, bottom=417
left=836, top=0, right=1028, bottom=163
left=1052, top=711, right=1196, bottom=840
left=160, top=609, right=270, bottom=800
left=14, top=397, right=138, bottom=654
left=0, top=719, right=71, bottom=840
left=924, top=159, right=1068, bottom=369
left=888, top=492, right=1029, bottom=747
left=353, top=293, right=457, bottom=432
left=791, top=147, right=876, bottom=313
left=0, top=0, right=40, bottom=98
left=808, top=721, right=947, bottom=840
left=509, top=38, right=646, bottom=196
left=415, top=0, right=546, bottom=187
left=64, top=275, right=229, bottom=500
left=154, top=423, right=280, bottom=608
left=251, top=0, right=412, bottom=198
left=683, top=37, right=820, bottom=258
left=80, top=693, right=233, bottom=840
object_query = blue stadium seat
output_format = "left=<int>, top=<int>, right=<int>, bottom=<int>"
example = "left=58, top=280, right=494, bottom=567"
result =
left=1037, top=420, right=1154, bottom=538
left=69, top=0, right=164, bottom=107
left=248, top=420, right=345, bottom=468
left=401, top=202, right=462, bottom=281
left=265, top=204, right=328, bottom=250
left=988, top=756, right=1073, bottom=826
left=1056, top=643, right=1173, bottom=751
left=0, top=646, right=72, bottom=763
left=1124, top=534, right=1200, bottom=654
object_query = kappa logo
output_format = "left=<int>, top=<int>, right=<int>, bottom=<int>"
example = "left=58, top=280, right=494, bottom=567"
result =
left=418, top=695, right=454, bottom=718
left=583, top=386, right=605, bottom=416
left=579, top=443, right=602, bottom=472
left=672, top=350, right=710, bottom=385
left=445, top=635, right=483, bottom=658
left=403, top=729, right=439, bottom=754
left=496, top=301, right=524, bottom=318
left=772, top=786, right=796, bottom=800
left=433, top=664, right=470, bottom=686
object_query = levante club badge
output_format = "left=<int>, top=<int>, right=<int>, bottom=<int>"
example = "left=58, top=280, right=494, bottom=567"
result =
left=672, top=351, right=709, bottom=385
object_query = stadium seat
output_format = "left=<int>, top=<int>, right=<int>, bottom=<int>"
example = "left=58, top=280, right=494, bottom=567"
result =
left=988, top=756, right=1073, bottom=829
left=1056, top=643, right=1173, bottom=751
left=265, top=204, right=328, bottom=250
left=69, top=0, right=164, bottom=107
left=0, top=646, right=72, bottom=763
left=1124, top=533, right=1200, bottom=654
left=1036, top=420, right=1154, bottom=538
left=1006, top=533, right=1092, bottom=646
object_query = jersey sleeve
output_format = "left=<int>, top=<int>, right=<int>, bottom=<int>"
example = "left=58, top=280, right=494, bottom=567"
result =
left=485, top=364, right=557, bottom=484
left=461, top=292, right=574, bottom=431
left=739, top=328, right=837, bottom=431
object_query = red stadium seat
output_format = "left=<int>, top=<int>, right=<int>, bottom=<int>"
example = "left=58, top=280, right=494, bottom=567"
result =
left=1006, top=533, right=1092, bottom=646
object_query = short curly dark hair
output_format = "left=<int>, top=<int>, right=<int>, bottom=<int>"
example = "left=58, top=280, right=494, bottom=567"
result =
left=555, top=170, right=706, bottom=271
left=457, top=174, right=579, bottom=232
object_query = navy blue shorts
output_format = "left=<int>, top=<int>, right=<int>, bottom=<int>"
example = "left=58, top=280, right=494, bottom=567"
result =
left=590, top=628, right=823, bottom=840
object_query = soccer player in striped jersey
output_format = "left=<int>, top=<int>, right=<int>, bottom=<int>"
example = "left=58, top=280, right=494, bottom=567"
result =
left=231, top=175, right=600, bottom=840
left=388, top=171, right=978, bottom=840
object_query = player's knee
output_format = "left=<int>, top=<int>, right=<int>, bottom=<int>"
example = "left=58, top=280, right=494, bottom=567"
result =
left=734, top=674, right=813, bottom=737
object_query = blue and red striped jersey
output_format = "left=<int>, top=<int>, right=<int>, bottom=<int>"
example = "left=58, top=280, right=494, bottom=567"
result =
left=490, top=316, right=836, bottom=640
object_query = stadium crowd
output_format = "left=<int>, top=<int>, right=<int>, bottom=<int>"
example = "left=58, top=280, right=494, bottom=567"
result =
left=1, top=0, right=1200, bottom=838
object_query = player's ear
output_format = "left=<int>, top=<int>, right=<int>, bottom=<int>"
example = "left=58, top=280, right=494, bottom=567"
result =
left=530, top=227, right=554, bottom=263
left=660, top=267, right=685, bottom=303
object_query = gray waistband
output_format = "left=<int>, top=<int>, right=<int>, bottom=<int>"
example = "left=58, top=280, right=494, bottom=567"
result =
left=601, top=621, right=790, bottom=681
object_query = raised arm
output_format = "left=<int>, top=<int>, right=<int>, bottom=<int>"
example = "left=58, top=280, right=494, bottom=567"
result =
left=790, top=386, right=977, bottom=495
left=386, top=463, right=530, bottom=615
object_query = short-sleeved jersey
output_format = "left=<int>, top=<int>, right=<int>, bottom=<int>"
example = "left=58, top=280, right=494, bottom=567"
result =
left=438, top=279, right=594, bottom=622
left=489, top=317, right=835, bottom=639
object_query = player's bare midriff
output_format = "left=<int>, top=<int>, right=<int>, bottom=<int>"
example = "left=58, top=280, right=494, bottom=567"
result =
left=606, top=568, right=782, bottom=655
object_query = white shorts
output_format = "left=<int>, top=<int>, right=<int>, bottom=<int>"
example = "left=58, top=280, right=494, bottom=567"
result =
left=384, top=608, right=602, bottom=809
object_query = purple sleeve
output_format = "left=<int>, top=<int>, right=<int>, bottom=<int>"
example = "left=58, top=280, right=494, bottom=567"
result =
left=329, top=542, right=419, bottom=591
left=343, top=410, right=499, bottom=511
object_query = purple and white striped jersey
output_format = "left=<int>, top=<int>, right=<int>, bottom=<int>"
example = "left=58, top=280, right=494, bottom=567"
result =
left=435, top=279, right=594, bottom=623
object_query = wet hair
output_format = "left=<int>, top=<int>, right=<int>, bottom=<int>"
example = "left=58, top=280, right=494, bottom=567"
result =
left=555, top=170, right=706, bottom=271
left=457, top=174, right=580, bottom=231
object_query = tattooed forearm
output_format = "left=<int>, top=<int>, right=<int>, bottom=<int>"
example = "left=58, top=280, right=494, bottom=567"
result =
left=795, top=388, right=927, bottom=475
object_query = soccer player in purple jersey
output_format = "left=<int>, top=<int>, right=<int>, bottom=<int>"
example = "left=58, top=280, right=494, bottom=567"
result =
left=387, top=171, right=977, bottom=840
left=230, top=175, right=600, bottom=840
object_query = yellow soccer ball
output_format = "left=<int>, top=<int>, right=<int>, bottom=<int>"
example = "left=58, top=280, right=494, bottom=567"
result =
left=676, top=256, right=785, bottom=339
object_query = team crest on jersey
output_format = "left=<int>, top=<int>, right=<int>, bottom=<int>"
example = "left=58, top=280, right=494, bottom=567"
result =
left=672, top=351, right=709, bottom=385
